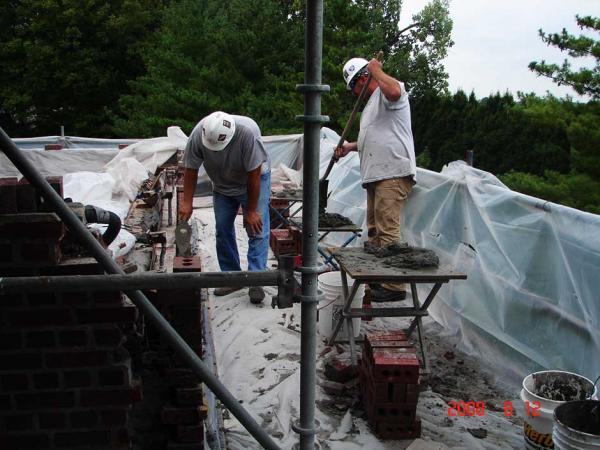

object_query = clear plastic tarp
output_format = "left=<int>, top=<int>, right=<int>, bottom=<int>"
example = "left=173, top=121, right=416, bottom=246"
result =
left=3, top=127, right=599, bottom=382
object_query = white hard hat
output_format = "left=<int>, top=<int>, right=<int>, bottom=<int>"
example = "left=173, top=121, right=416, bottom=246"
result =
left=201, top=111, right=236, bottom=151
left=342, top=57, right=369, bottom=90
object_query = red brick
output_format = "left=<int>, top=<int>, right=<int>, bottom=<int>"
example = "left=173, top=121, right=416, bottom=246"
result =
left=97, top=366, right=130, bottom=386
left=4, top=433, right=51, bottom=448
left=0, top=352, right=42, bottom=370
left=45, top=144, right=63, bottom=150
left=39, top=411, right=67, bottom=429
left=63, top=370, right=92, bottom=388
left=161, top=405, right=207, bottom=425
left=26, top=330, right=56, bottom=348
left=0, top=216, right=65, bottom=239
left=153, top=289, right=201, bottom=306
left=2, top=413, right=35, bottom=431
left=93, top=327, right=123, bottom=347
left=363, top=380, right=420, bottom=404
left=58, top=329, right=88, bottom=346
left=100, top=409, right=128, bottom=426
left=179, top=328, right=203, bottom=350
left=170, top=306, right=201, bottom=329
left=0, top=394, right=12, bottom=410
left=33, top=372, right=60, bottom=389
left=373, top=417, right=421, bottom=440
left=174, top=424, right=204, bottom=443
left=366, top=401, right=417, bottom=424
left=9, top=308, right=73, bottom=328
left=54, top=430, right=111, bottom=447
left=80, top=386, right=141, bottom=407
left=92, top=291, right=125, bottom=304
left=173, top=256, right=202, bottom=273
left=15, top=391, right=75, bottom=410
left=175, top=387, right=203, bottom=406
left=324, top=356, right=357, bottom=383
left=75, top=305, right=136, bottom=324
left=164, top=369, right=198, bottom=388
left=69, top=409, right=97, bottom=428
left=1, top=373, right=29, bottom=390
left=368, top=349, right=420, bottom=384
left=27, top=293, right=59, bottom=307
left=45, top=350, right=108, bottom=368
left=15, top=183, right=38, bottom=212
left=0, top=294, right=24, bottom=308
left=0, top=180, right=18, bottom=213
left=60, top=292, right=90, bottom=307
left=0, top=332, right=22, bottom=350
left=20, top=240, right=62, bottom=264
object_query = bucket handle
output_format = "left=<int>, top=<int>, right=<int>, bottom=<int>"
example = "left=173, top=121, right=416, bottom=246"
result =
left=317, top=294, right=343, bottom=311
left=588, top=375, right=600, bottom=399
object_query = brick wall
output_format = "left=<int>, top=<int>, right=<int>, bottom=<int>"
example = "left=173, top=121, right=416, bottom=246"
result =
left=0, top=177, right=140, bottom=449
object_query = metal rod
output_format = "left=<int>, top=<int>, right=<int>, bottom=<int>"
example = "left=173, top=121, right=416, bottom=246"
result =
left=0, top=271, right=280, bottom=294
left=0, top=128, right=281, bottom=450
left=298, top=1, right=326, bottom=448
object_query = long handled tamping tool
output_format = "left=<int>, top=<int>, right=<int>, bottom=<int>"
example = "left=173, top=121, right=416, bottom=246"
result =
left=319, top=51, right=384, bottom=211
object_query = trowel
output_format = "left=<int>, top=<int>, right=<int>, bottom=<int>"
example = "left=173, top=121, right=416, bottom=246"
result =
left=319, top=51, right=383, bottom=211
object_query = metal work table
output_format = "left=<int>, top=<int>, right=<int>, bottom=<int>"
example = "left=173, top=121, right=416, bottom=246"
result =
left=270, top=191, right=304, bottom=229
left=326, top=247, right=467, bottom=372
left=290, top=218, right=362, bottom=269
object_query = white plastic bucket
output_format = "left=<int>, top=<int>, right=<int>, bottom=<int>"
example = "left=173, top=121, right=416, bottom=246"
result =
left=317, top=271, right=364, bottom=339
left=553, top=400, right=600, bottom=449
left=521, top=370, right=598, bottom=450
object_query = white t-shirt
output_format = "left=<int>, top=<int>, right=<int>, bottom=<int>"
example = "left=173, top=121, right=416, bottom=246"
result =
left=357, top=81, right=417, bottom=185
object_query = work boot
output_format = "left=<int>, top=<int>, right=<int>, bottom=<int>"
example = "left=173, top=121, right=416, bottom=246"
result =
left=214, top=286, right=243, bottom=296
left=249, top=287, right=265, bottom=304
left=371, top=286, right=407, bottom=303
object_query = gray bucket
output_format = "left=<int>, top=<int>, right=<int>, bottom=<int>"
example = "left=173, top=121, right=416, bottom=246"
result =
left=553, top=400, right=600, bottom=449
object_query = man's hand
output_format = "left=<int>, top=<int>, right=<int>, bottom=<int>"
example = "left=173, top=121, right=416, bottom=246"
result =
left=367, top=57, right=383, bottom=75
left=334, top=141, right=356, bottom=160
left=245, top=210, right=263, bottom=236
left=179, top=202, right=193, bottom=222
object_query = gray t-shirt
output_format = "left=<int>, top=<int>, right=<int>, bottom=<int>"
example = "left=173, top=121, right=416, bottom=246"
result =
left=183, top=115, right=270, bottom=196
left=357, top=81, right=416, bottom=185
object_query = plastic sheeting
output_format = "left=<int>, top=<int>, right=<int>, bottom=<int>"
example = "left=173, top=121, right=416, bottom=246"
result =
left=5, top=128, right=599, bottom=382
left=312, top=129, right=600, bottom=383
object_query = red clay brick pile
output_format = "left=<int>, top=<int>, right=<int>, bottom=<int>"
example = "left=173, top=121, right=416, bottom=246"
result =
left=360, top=330, right=422, bottom=440
left=148, top=255, right=207, bottom=450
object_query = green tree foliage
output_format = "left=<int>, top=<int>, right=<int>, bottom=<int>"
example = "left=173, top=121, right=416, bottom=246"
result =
left=529, top=15, right=599, bottom=99
left=0, top=0, right=166, bottom=137
left=114, top=0, right=454, bottom=137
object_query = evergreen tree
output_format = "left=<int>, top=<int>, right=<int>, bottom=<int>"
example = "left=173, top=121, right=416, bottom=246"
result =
left=529, top=15, right=599, bottom=99
left=0, top=0, right=166, bottom=137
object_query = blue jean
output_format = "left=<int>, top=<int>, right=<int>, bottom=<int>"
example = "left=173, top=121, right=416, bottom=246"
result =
left=213, top=172, right=271, bottom=272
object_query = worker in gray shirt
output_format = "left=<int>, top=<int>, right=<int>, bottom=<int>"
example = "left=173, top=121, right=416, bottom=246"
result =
left=179, top=112, right=271, bottom=304
left=335, top=57, right=416, bottom=302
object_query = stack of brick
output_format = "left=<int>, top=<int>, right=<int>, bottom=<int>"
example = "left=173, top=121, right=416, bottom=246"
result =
left=0, top=177, right=66, bottom=267
left=269, top=228, right=302, bottom=257
left=149, top=256, right=207, bottom=450
left=0, top=176, right=141, bottom=448
left=360, top=331, right=421, bottom=440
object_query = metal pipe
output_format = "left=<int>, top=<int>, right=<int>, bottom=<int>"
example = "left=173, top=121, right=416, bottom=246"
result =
left=0, top=271, right=280, bottom=294
left=0, top=128, right=281, bottom=450
left=296, top=1, right=327, bottom=448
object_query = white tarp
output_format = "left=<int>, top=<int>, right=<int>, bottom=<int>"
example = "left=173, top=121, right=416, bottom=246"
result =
left=4, top=127, right=599, bottom=382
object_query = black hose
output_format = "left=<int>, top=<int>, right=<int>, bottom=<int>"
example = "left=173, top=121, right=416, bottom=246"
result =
left=84, top=205, right=122, bottom=246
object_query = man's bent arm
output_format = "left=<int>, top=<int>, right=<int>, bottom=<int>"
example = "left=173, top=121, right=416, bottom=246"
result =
left=368, top=58, right=402, bottom=102
left=245, top=166, right=263, bottom=235
left=180, top=168, right=199, bottom=221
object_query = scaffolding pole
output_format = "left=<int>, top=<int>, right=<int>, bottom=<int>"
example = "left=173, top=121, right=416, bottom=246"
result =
left=295, top=0, right=329, bottom=448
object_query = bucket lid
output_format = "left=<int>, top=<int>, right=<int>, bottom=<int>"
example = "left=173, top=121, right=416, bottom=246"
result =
left=554, top=400, right=600, bottom=437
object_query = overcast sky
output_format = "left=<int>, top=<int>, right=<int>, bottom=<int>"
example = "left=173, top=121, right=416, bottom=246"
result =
left=400, top=0, right=600, bottom=99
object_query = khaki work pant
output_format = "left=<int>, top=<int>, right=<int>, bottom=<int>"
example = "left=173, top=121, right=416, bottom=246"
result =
left=365, top=176, right=414, bottom=292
